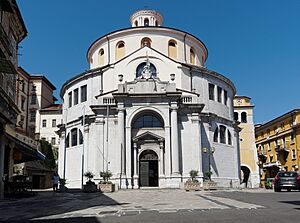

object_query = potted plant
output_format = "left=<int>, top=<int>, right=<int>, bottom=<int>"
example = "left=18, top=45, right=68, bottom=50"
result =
left=203, top=171, right=217, bottom=190
left=98, top=171, right=115, bottom=193
left=83, top=171, right=97, bottom=192
left=59, top=178, right=67, bottom=192
left=184, top=170, right=201, bottom=191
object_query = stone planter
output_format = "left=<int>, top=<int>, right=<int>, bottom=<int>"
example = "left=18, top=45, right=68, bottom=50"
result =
left=59, top=185, right=67, bottom=192
left=98, top=183, right=115, bottom=193
left=83, top=183, right=98, bottom=192
left=203, top=181, right=217, bottom=190
left=184, top=182, right=201, bottom=191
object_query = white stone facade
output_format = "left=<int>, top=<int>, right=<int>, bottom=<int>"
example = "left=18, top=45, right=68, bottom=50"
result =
left=58, top=10, right=241, bottom=189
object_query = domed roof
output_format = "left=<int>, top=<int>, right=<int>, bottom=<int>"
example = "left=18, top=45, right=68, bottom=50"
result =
left=130, top=9, right=163, bottom=27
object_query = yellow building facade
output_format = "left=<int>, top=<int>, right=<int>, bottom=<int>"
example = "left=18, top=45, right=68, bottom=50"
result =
left=255, top=109, right=300, bottom=187
left=234, top=96, right=260, bottom=188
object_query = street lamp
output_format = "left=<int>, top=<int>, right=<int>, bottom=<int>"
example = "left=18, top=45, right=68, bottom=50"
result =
left=202, top=146, right=215, bottom=181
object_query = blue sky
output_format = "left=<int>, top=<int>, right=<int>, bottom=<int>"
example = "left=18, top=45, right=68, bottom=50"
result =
left=17, top=0, right=300, bottom=124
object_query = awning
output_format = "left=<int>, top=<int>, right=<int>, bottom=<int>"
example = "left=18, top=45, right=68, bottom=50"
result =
left=5, top=133, right=45, bottom=164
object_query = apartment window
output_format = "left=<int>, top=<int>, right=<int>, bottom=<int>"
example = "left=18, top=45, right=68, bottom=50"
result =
left=79, top=130, right=83, bottom=145
left=213, top=127, right=219, bottom=142
left=190, top=48, right=195, bottom=65
left=268, top=142, right=271, bottom=151
left=71, top=128, right=78, bottom=147
left=217, top=87, right=222, bottom=103
left=65, top=134, right=70, bottom=148
left=141, top=37, right=152, bottom=47
left=270, top=155, right=274, bottom=162
left=32, top=85, right=36, bottom=91
left=68, top=92, right=72, bottom=107
left=21, top=81, right=25, bottom=92
left=282, top=137, right=286, bottom=148
left=21, top=97, right=25, bottom=111
left=292, top=149, right=296, bottom=160
left=30, top=111, right=36, bottom=122
left=81, top=85, right=87, bottom=102
left=223, top=90, right=228, bottom=105
left=42, top=119, right=46, bottom=127
left=144, top=18, right=149, bottom=26
left=74, top=88, right=78, bottom=105
left=168, top=40, right=177, bottom=59
left=99, top=49, right=104, bottom=66
left=51, top=137, right=56, bottom=145
left=227, top=130, right=232, bottom=145
left=234, top=112, right=238, bottom=121
left=241, top=112, right=247, bottom=123
left=291, top=134, right=295, bottom=144
left=220, top=125, right=226, bottom=144
left=208, top=83, right=215, bottom=100
left=52, top=119, right=56, bottom=127
left=31, top=94, right=37, bottom=105
left=116, top=41, right=125, bottom=60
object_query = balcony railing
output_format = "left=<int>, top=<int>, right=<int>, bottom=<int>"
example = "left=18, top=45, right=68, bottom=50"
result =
left=102, top=97, right=116, bottom=105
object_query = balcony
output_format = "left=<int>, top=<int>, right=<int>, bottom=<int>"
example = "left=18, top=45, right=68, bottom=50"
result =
left=263, top=161, right=281, bottom=168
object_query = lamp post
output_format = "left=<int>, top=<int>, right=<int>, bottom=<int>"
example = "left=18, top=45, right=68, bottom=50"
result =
left=202, top=146, right=215, bottom=181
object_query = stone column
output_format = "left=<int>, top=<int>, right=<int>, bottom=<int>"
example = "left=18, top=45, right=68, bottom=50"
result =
left=133, top=142, right=139, bottom=189
left=159, top=142, right=165, bottom=176
left=170, top=102, right=180, bottom=176
left=118, top=105, right=126, bottom=188
left=0, top=132, right=5, bottom=199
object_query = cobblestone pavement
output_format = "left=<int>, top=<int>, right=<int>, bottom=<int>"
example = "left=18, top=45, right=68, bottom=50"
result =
left=0, top=189, right=265, bottom=222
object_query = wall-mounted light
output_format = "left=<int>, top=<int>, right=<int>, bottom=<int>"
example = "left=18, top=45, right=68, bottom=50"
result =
left=170, top=73, right=175, bottom=81
left=118, top=74, right=123, bottom=82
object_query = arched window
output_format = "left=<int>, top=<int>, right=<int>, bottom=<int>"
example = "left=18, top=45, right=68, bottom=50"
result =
left=228, top=130, right=232, bottom=145
left=234, top=112, right=239, bottom=121
left=190, top=48, right=195, bottom=65
left=155, top=20, right=158, bottom=26
left=71, top=128, right=78, bottom=147
left=66, top=133, right=70, bottom=148
left=79, top=130, right=83, bottom=145
left=241, top=112, right=247, bottom=123
left=213, top=127, right=219, bottom=142
left=116, top=41, right=125, bottom=60
left=135, top=20, right=138, bottom=27
left=144, top=18, right=149, bottom=26
left=98, top=49, right=104, bottom=66
left=132, top=114, right=163, bottom=129
left=141, top=37, right=151, bottom=47
left=168, top=40, right=177, bottom=59
left=136, top=62, right=157, bottom=78
left=220, top=125, right=226, bottom=144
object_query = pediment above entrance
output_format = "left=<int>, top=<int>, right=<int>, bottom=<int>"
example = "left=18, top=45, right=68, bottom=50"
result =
left=132, top=131, right=164, bottom=142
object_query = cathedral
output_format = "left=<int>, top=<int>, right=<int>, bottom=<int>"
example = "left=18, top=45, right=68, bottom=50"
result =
left=58, top=9, right=241, bottom=189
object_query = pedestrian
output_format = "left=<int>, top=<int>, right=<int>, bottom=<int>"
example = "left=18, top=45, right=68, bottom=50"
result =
left=52, top=172, right=60, bottom=192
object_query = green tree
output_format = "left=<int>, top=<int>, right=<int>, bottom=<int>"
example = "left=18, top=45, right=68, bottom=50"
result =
left=39, top=140, right=56, bottom=170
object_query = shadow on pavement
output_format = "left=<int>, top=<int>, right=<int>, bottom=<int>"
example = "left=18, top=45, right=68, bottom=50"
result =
left=0, top=190, right=123, bottom=222
left=279, top=200, right=300, bottom=206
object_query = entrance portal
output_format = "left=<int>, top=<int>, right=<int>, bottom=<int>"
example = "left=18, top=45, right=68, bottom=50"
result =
left=139, top=150, right=158, bottom=187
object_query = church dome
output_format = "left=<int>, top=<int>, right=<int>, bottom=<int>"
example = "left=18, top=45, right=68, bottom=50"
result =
left=130, top=9, right=163, bottom=27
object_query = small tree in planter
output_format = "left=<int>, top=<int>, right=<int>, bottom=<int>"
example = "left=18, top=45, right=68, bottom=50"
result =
left=59, top=178, right=67, bottom=192
left=203, top=171, right=217, bottom=190
left=83, top=171, right=97, bottom=192
left=184, top=170, right=201, bottom=191
left=99, top=171, right=115, bottom=193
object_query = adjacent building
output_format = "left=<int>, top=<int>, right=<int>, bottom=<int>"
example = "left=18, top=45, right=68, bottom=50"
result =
left=256, top=109, right=300, bottom=187
left=234, top=96, right=259, bottom=188
left=58, top=9, right=241, bottom=189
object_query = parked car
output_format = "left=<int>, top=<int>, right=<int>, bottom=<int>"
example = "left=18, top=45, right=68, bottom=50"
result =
left=274, top=171, right=300, bottom=192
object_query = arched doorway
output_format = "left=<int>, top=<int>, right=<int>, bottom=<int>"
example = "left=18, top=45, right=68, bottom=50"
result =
left=139, top=150, right=158, bottom=187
